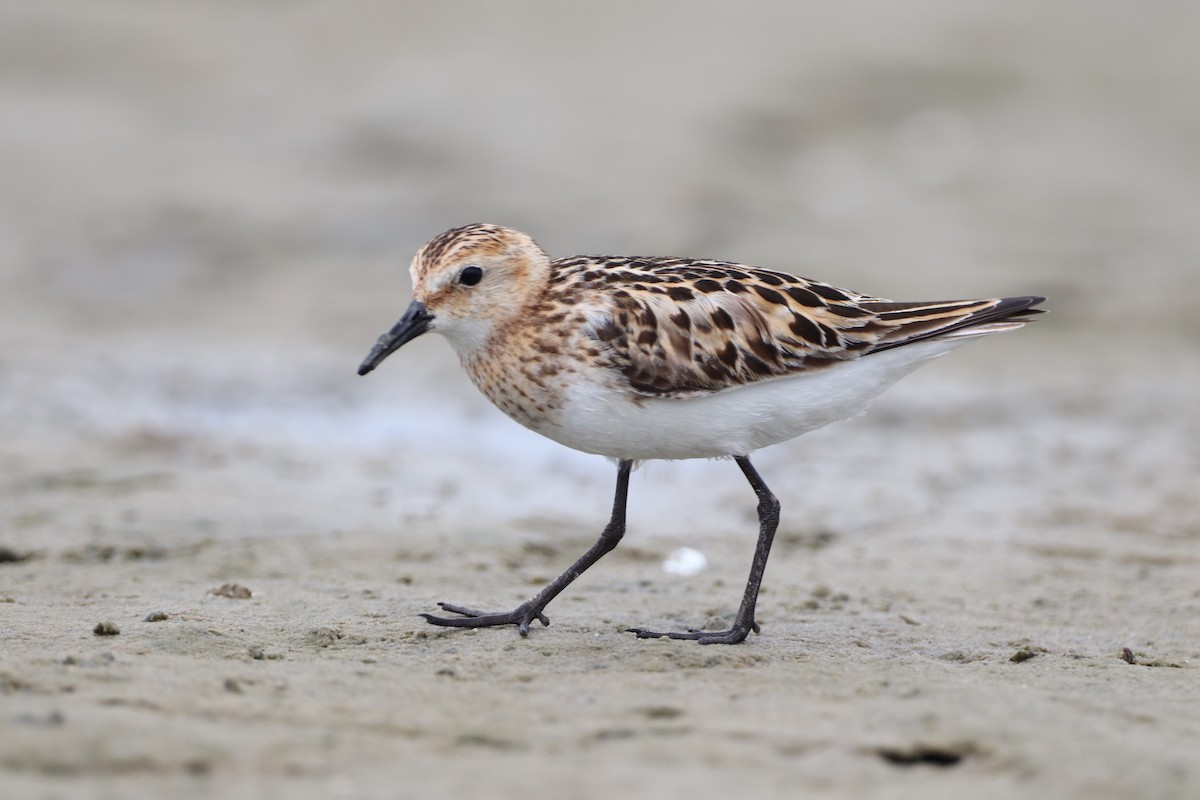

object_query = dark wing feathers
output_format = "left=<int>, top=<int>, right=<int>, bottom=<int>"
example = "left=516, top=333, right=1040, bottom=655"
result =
left=563, top=256, right=1044, bottom=398
left=865, top=295, right=1044, bottom=353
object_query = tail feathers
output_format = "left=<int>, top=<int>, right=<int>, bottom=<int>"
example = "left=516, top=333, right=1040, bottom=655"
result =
left=865, top=295, right=1045, bottom=354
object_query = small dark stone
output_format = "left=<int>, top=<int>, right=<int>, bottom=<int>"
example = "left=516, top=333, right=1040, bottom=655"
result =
left=0, top=546, right=32, bottom=563
left=877, top=745, right=968, bottom=767
left=209, top=583, right=253, bottom=599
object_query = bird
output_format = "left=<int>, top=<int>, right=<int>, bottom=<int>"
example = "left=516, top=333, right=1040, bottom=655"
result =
left=358, top=223, right=1044, bottom=644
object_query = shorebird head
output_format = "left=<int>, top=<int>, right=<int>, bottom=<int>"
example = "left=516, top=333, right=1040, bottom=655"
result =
left=357, top=223, right=550, bottom=375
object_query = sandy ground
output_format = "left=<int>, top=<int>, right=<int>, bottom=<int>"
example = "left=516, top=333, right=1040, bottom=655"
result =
left=2, top=2, right=1199, bottom=798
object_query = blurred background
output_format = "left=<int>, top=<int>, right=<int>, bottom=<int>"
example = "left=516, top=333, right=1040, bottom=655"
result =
left=1, top=0, right=1197, bottom=540
left=3, top=3, right=1200, bottom=796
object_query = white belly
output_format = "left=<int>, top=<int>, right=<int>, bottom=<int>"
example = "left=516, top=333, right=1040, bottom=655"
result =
left=542, top=337, right=972, bottom=460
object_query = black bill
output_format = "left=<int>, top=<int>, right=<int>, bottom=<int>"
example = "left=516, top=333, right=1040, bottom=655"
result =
left=357, top=300, right=434, bottom=375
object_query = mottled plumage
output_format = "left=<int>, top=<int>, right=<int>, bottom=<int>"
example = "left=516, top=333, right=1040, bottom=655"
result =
left=359, top=223, right=1044, bottom=644
left=554, top=253, right=1036, bottom=398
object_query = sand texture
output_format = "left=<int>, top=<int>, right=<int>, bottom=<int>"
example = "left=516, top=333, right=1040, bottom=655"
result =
left=2, top=2, right=1198, bottom=798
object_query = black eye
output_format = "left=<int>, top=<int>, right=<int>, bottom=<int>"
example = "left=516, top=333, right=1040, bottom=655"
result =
left=459, top=265, right=484, bottom=286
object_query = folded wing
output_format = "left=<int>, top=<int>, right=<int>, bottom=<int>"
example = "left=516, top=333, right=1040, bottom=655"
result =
left=576, top=257, right=1043, bottom=398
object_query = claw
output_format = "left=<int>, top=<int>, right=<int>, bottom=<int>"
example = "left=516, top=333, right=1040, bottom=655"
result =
left=627, top=620, right=759, bottom=645
left=420, top=601, right=550, bottom=633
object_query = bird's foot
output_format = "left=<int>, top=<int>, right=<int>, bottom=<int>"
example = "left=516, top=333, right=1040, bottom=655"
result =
left=627, top=619, right=760, bottom=645
left=420, top=601, right=550, bottom=636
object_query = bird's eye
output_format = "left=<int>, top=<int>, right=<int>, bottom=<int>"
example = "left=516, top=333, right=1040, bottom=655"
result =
left=459, top=266, right=484, bottom=286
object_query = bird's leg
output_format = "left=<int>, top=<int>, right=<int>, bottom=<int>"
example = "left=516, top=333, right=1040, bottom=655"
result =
left=422, top=459, right=633, bottom=635
left=628, top=455, right=780, bottom=645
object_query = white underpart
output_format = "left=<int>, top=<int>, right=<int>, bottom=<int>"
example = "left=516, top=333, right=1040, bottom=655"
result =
left=436, top=315, right=493, bottom=353
left=550, top=330, right=1011, bottom=461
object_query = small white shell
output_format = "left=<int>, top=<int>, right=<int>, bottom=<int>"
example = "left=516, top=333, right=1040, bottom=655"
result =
left=661, top=547, right=708, bottom=577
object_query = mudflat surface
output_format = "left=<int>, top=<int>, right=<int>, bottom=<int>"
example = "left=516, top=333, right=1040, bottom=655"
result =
left=2, top=3, right=1198, bottom=798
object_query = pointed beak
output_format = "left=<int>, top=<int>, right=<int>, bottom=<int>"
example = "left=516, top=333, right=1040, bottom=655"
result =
left=357, top=300, right=434, bottom=376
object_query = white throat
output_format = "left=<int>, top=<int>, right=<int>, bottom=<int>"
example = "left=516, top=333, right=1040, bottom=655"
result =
left=436, top=316, right=495, bottom=356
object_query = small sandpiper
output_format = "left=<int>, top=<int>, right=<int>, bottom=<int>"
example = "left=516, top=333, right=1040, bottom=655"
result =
left=359, top=223, right=1043, bottom=644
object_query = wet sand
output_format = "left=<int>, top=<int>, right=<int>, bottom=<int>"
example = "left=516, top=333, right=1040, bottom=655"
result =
left=2, top=2, right=1199, bottom=798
